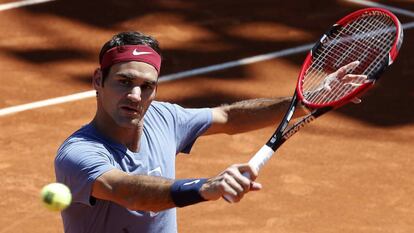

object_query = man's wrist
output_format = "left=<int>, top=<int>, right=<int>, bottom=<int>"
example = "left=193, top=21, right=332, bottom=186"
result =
left=170, top=178, right=208, bottom=207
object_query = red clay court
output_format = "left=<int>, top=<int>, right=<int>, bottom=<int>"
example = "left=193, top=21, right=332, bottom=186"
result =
left=0, top=0, right=413, bottom=232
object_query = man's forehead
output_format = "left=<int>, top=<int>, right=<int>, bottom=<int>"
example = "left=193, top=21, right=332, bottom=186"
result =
left=111, top=61, right=158, bottom=80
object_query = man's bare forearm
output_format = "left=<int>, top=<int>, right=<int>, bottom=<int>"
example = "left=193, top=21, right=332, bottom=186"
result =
left=92, top=170, right=176, bottom=212
left=206, top=97, right=309, bottom=135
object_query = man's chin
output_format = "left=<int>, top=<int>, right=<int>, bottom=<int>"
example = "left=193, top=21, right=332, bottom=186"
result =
left=116, top=118, right=142, bottom=129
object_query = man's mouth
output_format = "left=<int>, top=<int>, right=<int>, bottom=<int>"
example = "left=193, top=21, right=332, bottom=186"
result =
left=120, top=105, right=140, bottom=114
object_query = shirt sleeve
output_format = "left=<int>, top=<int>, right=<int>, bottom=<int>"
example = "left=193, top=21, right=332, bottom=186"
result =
left=171, top=104, right=213, bottom=154
left=54, top=141, right=115, bottom=206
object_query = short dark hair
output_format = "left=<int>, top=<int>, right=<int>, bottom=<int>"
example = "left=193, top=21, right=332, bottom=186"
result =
left=99, top=31, right=161, bottom=83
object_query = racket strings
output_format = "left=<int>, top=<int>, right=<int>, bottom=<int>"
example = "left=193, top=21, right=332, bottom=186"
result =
left=331, top=17, right=380, bottom=66
left=312, top=29, right=385, bottom=71
left=304, top=14, right=393, bottom=103
left=306, top=14, right=392, bottom=101
left=302, top=12, right=396, bottom=105
left=328, top=14, right=393, bottom=101
left=332, top=15, right=394, bottom=101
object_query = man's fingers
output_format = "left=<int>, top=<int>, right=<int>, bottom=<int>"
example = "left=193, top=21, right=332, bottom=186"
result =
left=220, top=176, right=245, bottom=203
left=223, top=173, right=246, bottom=194
left=341, top=74, right=368, bottom=82
left=225, top=166, right=256, bottom=193
left=201, top=162, right=264, bottom=204
left=237, top=164, right=259, bottom=180
left=250, top=182, right=262, bottom=191
left=219, top=163, right=263, bottom=203
left=344, top=60, right=360, bottom=71
left=336, top=60, right=360, bottom=77
left=351, top=97, right=362, bottom=104
left=340, top=74, right=371, bottom=89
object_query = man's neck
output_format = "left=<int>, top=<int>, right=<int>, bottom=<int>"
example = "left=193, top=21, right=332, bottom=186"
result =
left=91, top=116, right=144, bottom=152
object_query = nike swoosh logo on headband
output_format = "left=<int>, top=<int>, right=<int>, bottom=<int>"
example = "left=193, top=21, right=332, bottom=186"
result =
left=132, top=49, right=152, bottom=56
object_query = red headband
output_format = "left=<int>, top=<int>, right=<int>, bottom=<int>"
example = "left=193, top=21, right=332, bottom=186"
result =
left=100, top=45, right=161, bottom=73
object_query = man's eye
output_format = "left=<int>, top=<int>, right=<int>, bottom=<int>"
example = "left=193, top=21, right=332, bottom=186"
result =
left=119, top=79, right=132, bottom=86
left=142, top=84, right=152, bottom=90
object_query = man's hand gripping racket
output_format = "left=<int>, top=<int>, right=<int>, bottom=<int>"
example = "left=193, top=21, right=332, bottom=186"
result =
left=224, top=8, right=403, bottom=202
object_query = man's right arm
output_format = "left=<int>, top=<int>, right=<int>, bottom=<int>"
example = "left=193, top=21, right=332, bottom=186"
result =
left=91, top=164, right=262, bottom=211
left=92, top=169, right=176, bottom=212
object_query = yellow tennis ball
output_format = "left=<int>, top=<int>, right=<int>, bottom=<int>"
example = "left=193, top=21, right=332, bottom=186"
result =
left=40, top=183, right=72, bottom=211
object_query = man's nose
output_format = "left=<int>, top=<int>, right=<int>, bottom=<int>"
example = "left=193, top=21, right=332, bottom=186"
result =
left=127, top=86, right=141, bottom=102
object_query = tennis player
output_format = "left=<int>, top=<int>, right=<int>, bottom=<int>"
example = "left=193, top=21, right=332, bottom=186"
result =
left=54, top=31, right=315, bottom=233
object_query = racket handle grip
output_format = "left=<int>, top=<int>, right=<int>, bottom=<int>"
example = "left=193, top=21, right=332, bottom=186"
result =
left=248, top=145, right=275, bottom=171
left=223, top=145, right=275, bottom=203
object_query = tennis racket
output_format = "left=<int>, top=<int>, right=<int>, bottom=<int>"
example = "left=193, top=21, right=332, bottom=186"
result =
left=225, top=7, right=403, bottom=202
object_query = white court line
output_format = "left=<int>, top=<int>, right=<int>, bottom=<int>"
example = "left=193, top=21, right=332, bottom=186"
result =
left=0, top=91, right=97, bottom=116
left=160, top=43, right=313, bottom=82
left=0, top=0, right=55, bottom=11
left=403, top=21, right=414, bottom=30
left=345, top=0, right=414, bottom=18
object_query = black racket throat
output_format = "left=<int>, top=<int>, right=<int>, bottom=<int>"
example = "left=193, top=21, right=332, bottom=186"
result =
left=266, top=92, right=332, bottom=151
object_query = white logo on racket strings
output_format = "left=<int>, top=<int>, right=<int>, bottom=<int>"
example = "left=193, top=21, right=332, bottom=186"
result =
left=132, top=49, right=152, bottom=56
left=283, top=115, right=316, bottom=140
left=183, top=179, right=200, bottom=186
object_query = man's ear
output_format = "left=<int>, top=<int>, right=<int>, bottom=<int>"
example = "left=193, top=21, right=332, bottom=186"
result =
left=93, top=68, right=103, bottom=90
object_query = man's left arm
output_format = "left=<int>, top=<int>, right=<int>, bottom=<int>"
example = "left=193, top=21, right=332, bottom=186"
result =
left=204, top=97, right=309, bottom=135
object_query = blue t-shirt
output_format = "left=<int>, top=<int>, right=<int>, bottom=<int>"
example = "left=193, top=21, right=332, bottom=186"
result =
left=55, top=101, right=212, bottom=233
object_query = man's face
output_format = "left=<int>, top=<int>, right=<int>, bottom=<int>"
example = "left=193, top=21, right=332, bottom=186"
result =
left=95, top=61, right=158, bottom=128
